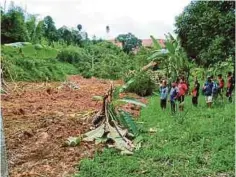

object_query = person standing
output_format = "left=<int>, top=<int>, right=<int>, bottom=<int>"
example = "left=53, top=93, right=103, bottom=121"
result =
left=177, top=76, right=188, bottom=111
left=160, top=80, right=168, bottom=110
left=217, top=74, right=224, bottom=100
left=226, top=72, right=235, bottom=102
left=169, top=82, right=178, bottom=113
left=192, top=78, right=200, bottom=106
left=212, top=76, right=219, bottom=102
left=203, top=76, right=214, bottom=108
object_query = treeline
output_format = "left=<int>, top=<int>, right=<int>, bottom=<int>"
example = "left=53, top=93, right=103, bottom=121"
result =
left=1, top=2, right=143, bottom=54
left=1, top=2, right=93, bottom=46
left=1, top=1, right=235, bottom=89
left=175, top=1, right=235, bottom=67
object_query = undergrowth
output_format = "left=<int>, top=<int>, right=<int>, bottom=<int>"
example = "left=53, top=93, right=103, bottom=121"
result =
left=1, top=45, right=78, bottom=81
left=75, top=95, right=234, bottom=177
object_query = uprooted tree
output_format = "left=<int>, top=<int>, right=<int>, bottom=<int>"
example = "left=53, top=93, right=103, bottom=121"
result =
left=81, top=83, right=145, bottom=154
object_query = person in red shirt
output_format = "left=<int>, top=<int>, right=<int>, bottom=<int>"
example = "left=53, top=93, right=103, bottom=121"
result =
left=226, top=72, right=234, bottom=102
left=217, top=74, right=224, bottom=100
left=177, top=76, right=188, bottom=111
left=192, top=78, right=200, bottom=106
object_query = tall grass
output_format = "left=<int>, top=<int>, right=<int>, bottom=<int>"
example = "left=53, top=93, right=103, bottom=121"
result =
left=75, top=95, right=234, bottom=177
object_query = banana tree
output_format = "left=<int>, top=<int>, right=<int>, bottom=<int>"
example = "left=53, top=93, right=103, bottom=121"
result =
left=148, top=33, right=192, bottom=82
left=82, top=83, right=146, bottom=155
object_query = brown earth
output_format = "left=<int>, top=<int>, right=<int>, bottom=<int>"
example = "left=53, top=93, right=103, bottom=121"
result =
left=2, top=75, right=146, bottom=177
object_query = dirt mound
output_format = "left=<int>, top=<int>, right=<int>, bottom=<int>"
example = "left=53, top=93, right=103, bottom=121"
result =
left=2, top=76, right=146, bottom=177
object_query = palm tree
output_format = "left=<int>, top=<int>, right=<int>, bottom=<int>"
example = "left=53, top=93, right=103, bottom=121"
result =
left=106, top=25, right=110, bottom=39
left=106, top=25, right=110, bottom=33
left=77, top=24, right=82, bottom=31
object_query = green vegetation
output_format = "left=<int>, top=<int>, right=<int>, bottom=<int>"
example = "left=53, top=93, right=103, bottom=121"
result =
left=1, top=45, right=77, bottom=81
left=1, top=1, right=235, bottom=175
left=116, top=33, right=142, bottom=54
left=149, top=34, right=193, bottom=81
left=175, top=1, right=235, bottom=67
left=125, top=71, right=156, bottom=96
left=76, top=96, right=234, bottom=177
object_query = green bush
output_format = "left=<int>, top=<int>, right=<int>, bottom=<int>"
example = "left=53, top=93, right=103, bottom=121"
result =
left=3, top=57, right=78, bottom=81
left=125, top=71, right=156, bottom=96
left=56, top=43, right=134, bottom=80
left=57, top=47, right=89, bottom=64
left=1, top=46, right=78, bottom=81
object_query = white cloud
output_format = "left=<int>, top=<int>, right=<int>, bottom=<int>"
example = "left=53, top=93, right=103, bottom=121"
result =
left=1, top=0, right=191, bottom=39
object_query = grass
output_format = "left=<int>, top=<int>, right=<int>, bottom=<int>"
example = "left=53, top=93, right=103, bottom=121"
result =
left=75, top=94, right=234, bottom=177
left=2, top=45, right=58, bottom=59
left=1, top=45, right=79, bottom=81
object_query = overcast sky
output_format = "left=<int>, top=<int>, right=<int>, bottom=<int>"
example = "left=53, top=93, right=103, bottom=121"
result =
left=1, top=0, right=191, bottom=39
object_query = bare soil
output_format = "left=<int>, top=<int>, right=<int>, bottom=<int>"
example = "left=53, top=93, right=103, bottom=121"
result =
left=2, top=75, right=146, bottom=177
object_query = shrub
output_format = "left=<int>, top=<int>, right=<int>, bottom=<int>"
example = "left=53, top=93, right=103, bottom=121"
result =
left=125, top=71, right=156, bottom=96
left=57, top=47, right=89, bottom=64
left=1, top=46, right=78, bottom=82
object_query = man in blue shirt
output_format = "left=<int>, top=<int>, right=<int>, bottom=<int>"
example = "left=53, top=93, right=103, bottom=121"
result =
left=203, top=76, right=214, bottom=108
left=160, top=80, right=168, bottom=110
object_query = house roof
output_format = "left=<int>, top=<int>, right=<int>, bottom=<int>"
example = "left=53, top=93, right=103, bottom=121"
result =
left=108, top=39, right=123, bottom=47
left=142, top=39, right=165, bottom=48
left=108, top=38, right=165, bottom=48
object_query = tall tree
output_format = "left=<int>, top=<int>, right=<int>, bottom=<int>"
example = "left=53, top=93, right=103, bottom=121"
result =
left=175, top=1, right=235, bottom=67
left=25, top=14, right=37, bottom=42
left=42, top=16, right=58, bottom=44
left=1, top=3, right=29, bottom=43
left=116, top=33, right=142, bottom=53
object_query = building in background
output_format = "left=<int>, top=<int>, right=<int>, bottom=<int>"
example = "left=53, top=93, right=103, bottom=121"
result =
left=108, top=38, right=165, bottom=49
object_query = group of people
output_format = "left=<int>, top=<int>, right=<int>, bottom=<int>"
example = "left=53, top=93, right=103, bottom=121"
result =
left=159, top=72, right=235, bottom=113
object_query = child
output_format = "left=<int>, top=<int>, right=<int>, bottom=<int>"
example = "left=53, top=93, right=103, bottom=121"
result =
left=192, top=78, right=200, bottom=106
left=203, top=76, right=214, bottom=108
left=160, top=80, right=168, bottom=110
left=217, top=74, right=224, bottom=100
left=169, top=82, right=178, bottom=113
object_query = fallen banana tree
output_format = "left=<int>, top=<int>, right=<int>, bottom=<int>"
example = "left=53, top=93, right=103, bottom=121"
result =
left=81, top=83, right=145, bottom=155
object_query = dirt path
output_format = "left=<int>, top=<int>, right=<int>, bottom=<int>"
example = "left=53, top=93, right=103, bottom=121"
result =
left=2, top=76, right=145, bottom=177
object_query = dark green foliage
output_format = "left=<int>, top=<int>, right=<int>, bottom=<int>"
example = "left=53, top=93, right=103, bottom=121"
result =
left=116, top=33, right=142, bottom=54
left=42, top=16, right=58, bottom=44
left=57, top=26, right=83, bottom=46
left=175, top=1, right=235, bottom=66
left=125, top=71, right=156, bottom=96
left=1, top=3, right=29, bottom=44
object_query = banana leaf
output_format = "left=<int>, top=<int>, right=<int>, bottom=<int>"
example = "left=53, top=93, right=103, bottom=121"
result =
left=119, top=78, right=135, bottom=92
left=150, top=35, right=162, bottom=50
left=147, top=51, right=167, bottom=60
left=116, top=98, right=146, bottom=107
